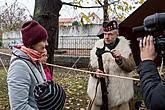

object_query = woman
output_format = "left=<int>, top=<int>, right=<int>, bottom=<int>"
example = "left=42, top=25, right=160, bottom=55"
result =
left=7, top=20, right=65, bottom=110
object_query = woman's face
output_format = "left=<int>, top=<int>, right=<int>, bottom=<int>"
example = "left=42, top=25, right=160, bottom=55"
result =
left=41, top=53, right=48, bottom=64
left=31, top=40, right=48, bottom=53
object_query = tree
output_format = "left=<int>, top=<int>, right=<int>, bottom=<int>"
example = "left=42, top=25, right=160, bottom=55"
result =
left=103, top=0, right=109, bottom=21
left=0, top=0, right=31, bottom=32
left=68, top=0, right=145, bottom=22
left=33, top=0, right=62, bottom=73
left=33, top=0, right=144, bottom=74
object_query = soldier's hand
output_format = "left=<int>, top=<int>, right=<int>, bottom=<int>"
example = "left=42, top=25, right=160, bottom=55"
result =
left=111, top=49, right=122, bottom=60
left=95, top=69, right=105, bottom=78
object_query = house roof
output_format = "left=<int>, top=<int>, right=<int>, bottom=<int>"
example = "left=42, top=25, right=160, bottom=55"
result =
left=119, top=0, right=165, bottom=65
left=59, top=18, right=76, bottom=23
left=88, top=12, right=101, bottom=21
left=120, top=0, right=165, bottom=28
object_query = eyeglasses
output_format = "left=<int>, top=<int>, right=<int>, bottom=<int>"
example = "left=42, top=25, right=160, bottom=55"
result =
left=42, top=53, right=49, bottom=57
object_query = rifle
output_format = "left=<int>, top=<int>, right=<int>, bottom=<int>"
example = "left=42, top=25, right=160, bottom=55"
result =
left=96, top=47, right=109, bottom=110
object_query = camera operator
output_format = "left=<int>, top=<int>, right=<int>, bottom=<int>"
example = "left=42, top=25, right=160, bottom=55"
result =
left=137, top=35, right=165, bottom=110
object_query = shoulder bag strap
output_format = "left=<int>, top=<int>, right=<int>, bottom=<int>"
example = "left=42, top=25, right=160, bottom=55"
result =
left=22, top=60, right=40, bottom=84
left=11, top=52, right=45, bottom=83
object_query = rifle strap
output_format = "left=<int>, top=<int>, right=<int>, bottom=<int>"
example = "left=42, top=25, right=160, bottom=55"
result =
left=98, top=56, right=108, bottom=110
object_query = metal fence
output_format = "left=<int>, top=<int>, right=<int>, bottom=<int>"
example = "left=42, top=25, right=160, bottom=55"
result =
left=58, top=35, right=99, bottom=56
left=1, top=33, right=99, bottom=57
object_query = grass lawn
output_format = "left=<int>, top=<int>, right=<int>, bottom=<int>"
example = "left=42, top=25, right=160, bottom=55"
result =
left=0, top=68, right=9, bottom=110
left=0, top=67, right=90, bottom=110
left=0, top=67, right=143, bottom=110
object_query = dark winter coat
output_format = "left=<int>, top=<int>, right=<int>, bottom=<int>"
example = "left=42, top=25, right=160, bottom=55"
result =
left=137, top=60, right=165, bottom=110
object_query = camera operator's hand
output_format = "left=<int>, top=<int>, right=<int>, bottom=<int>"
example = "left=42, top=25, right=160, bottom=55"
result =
left=139, top=35, right=157, bottom=61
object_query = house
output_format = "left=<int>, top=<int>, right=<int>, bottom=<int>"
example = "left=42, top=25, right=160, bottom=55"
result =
left=87, top=12, right=103, bottom=24
left=59, top=18, right=77, bottom=26
left=119, top=0, right=165, bottom=65
left=2, top=31, right=22, bottom=48
left=80, top=12, right=103, bottom=25
left=59, top=12, right=103, bottom=26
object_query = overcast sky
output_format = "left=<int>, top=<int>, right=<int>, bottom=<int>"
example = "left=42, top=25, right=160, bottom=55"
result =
left=0, top=0, right=142, bottom=19
left=0, top=0, right=34, bottom=15
left=0, top=0, right=103, bottom=18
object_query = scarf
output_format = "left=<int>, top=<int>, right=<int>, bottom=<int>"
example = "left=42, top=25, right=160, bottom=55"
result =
left=43, top=64, right=52, bottom=80
left=14, top=44, right=42, bottom=62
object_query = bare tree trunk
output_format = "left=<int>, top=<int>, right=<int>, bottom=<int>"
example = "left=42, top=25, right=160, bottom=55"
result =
left=103, top=0, right=109, bottom=21
left=33, top=0, right=62, bottom=74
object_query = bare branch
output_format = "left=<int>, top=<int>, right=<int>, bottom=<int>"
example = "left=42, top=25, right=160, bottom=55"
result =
left=98, top=0, right=103, bottom=6
left=0, top=0, right=30, bottom=32
left=62, top=1, right=117, bottom=8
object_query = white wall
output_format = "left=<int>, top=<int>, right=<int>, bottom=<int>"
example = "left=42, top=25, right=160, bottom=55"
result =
left=2, top=31, right=22, bottom=48
left=59, top=24, right=102, bottom=36
left=2, top=24, right=101, bottom=49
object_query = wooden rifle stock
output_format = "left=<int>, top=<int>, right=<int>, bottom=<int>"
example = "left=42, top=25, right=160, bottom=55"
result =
left=96, top=47, right=109, bottom=110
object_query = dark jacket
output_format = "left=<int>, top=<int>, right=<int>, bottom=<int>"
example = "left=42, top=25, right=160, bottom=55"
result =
left=137, top=60, right=165, bottom=110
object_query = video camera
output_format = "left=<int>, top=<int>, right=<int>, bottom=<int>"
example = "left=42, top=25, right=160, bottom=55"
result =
left=132, top=12, right=165, bottom=55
